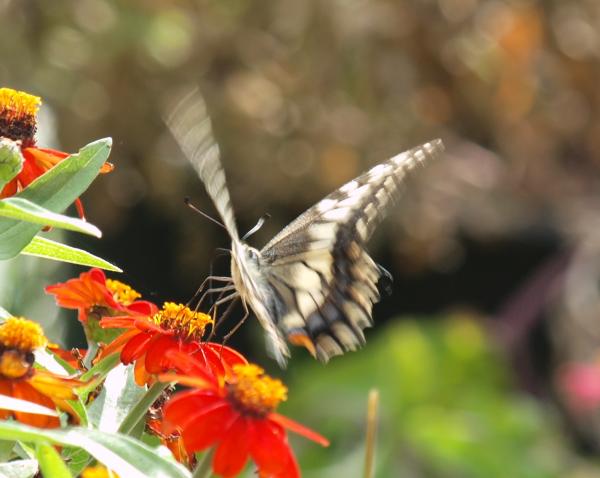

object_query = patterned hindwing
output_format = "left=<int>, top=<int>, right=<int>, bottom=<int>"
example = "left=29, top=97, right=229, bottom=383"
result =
left=260, top=140, right=444, bottom=362
left=165, top=88, right=239, bottom=240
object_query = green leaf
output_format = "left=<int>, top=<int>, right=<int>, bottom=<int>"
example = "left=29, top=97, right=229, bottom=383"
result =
left=0, top=197, right=101, bottom=237
left=0, top=421, right=191, bottom=478
left=0, top=458, right=38, bottom=478
left=0, top=394, right=58, bottom=417
left=36, top=442, right=72, bottom=478
left=88, top=365, right=146, bottom=433
left=0, top=138, right=24, bottom=190
left=21, top=236, right=122, bottom=272
left=0, top=138, right=112, bottom=259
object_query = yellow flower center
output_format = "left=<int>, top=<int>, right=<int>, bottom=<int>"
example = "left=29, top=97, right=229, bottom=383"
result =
left=0, top=317, right=47, bottom=352
left=0, top=88, right=41, bottom=143
left=81, top=465, right=120, bottom=478
left=106, top=279, right=141, bottom=306
left=152, top=302, right=213, bottom=341
left=0, top=317, right=46, bottom=380
left=226, top=364, right=288, bottom=416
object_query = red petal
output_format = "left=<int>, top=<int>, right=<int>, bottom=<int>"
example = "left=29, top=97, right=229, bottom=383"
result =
left=165, top=398, right=236, bottom=454
left=145, top=335, right=180, bottom=373
left=162, top=390, right=220, bottom=432
left=121, top=332, right=154, bottom=364
left=0, top=179, right=17, bottom=198
left=100, top=329, right=140, bottom=359
left=99, top=316, right=137, bottom=329
left=212, top=416, right=250, bottom=477
left=269, top=413, right=330, bottom=446
left=164, top=350, right=217, bottom=384
left=126, top=301, right=159, bottom=315
left=248, top=420, right=293, bottom=475
left=203, top=343, right=248, bottom=376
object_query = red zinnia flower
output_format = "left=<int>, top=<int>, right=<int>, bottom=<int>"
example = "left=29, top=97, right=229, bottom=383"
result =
left=161, top=354, right=329, bottom=478
left=45, top=268, right=155, bottom=324
left=100, top=302, right=246, bottom=386
left=0, top=88, right=113, bottom=218
left=0, top=317, right=86, bottom=428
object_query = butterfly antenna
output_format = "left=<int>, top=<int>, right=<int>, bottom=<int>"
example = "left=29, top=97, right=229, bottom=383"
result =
left=184, top=197, right=227, bottom=230
left=242, top=213, right=271, bottom=241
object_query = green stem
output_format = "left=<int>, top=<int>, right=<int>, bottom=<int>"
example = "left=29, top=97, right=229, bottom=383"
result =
left=192, top=449, right=214, bottom=478
left=83, top=339, right=99, bottom=370
left=118, top=382, right=168, bottom=435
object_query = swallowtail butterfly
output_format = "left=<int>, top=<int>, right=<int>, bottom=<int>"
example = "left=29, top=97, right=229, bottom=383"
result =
left=166, top=90, right=444, bottom=366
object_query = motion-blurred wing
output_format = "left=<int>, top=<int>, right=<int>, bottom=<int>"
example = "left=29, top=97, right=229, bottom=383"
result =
left=260, top=140, right=443, bottom=362
left=165, top=89, right=239, bottom=240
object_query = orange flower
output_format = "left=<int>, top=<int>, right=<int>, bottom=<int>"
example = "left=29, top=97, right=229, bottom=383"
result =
left=45, top=268, right=155, bottom=324
left=0, top=88, right=113, bottom=217
left=100, top=302, right=246, bottom=386
left=161, top=355, right=329, bottom=478
left=0, top=317, right=85, bottom=428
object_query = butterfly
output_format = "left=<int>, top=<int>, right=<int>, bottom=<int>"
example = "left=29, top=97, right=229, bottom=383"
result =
left=165, top=89, right=444, bottom=366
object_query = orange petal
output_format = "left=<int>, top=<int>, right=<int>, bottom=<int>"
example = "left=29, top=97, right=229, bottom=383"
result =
left=268, top=413, right=330, bottom=446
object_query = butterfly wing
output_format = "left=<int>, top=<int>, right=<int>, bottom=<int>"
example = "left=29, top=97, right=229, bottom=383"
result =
left=259, top=140, right=444, bottom=362
left=165, top=89, right=240, bottom=241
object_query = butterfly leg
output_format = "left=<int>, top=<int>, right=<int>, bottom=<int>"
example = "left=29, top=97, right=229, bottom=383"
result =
left=187, top=276, right=233, bottom=308
left=197, top=284, right=236, bottom=310
left=222, top=299, right=250, bottom=344
left=207, top=295, right=240, bottom=341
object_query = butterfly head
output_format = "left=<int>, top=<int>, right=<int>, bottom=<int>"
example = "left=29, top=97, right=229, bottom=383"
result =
left=230, top=242, right=262, bottom=301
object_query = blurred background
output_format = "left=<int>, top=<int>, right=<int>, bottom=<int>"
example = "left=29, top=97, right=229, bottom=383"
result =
left=2, top=0, right=600, bottom=476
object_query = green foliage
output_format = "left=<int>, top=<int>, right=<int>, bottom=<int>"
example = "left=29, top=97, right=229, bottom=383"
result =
left=21, top=236, right=121, bottom=272
left=0, top=197, right=100, bottom=237
left=283, top=316, right=592, bottom=478
left=0, top=421, right=191, bottom=478
left=0, top=138, right=117, bottom=270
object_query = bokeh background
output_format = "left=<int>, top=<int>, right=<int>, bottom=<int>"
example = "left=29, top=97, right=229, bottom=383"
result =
left=2, top=0, right=600, bottom=476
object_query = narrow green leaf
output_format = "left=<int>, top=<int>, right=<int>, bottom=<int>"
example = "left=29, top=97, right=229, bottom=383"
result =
left=0, top=421, right=191, bottom=478
left=36, top=442, right=72, bottom=478
left=0, top=458, right=37, bottom=478
left=0, top=197, right=101, bottom=237
left=0, top=394, right=58, bottom=417
left=118, top=382, right=168, bottom=436
left=21, top=236, right=122, bottom=272
left=0, top=138, right=24, bottom=190
left=0, top=138, right=112, bottom=259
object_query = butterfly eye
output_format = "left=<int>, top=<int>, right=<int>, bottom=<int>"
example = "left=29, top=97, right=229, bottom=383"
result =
left=246, top=247, right=260, bottom=263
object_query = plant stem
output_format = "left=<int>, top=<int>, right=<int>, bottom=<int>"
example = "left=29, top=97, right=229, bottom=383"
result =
left=192, top=449, right=214, bottom=478
left=118, top=381, right=168, bottom=435
left=363, top=388, right=379, bottom=478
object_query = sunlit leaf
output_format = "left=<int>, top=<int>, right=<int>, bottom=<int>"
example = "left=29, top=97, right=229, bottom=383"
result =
left=0, top=394, right=58, bottom=417
left=21, top=236, right=121, bottom=272
left=36, top=442, right=72, bottom=478
left=0, top=421, right=191, bottom=478
left=0, top=458, right=37, bottom=478
left=87, top=365, right=146, bottom=433
left=0, top=138, right=111, bottom=259
left=0, top=197, right=101, bottom=237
